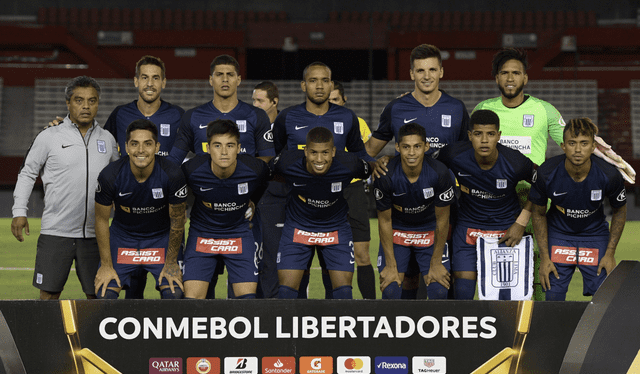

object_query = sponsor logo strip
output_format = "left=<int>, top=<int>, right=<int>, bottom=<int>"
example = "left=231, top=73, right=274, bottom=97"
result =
left=392, top=230, right=434, bottom=248
left=196, top=237, right=243, bottom=254
left=293, top=229, right=339, bottom=246
left=465, top=228, right=507, bottom=245
left=116, top=248, right=165, bottom=264
left=551, top=246, right=599, bottom=265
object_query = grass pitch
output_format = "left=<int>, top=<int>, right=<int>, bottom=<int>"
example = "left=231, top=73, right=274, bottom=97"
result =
left=1, top=218, right=638, bottom=300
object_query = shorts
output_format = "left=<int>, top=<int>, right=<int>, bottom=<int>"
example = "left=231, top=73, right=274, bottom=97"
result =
left=277, top=221, right=354, bottom=272
left=183, top=227, right=258, bottom=284
left=451, top=223, right=508, bottom=272
left=547, top=236, right=610, bottom=296
left=377, top=231, right=450, bottom=274
left=344, top=181, right=371, bottom=242
left=107, top=230, right=174, bottom=289
left=33, top=234, right=100, bottom=295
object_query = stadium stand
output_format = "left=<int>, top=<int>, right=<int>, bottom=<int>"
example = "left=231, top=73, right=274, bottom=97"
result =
left=630, top=81, right=640, bottom=158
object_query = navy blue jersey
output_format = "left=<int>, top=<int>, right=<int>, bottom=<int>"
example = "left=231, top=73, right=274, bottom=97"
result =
left=272, top=102, right=373, bottom=161
left=529, top=154, right=626, bottom=238
left=435, top=142, right=536, bottom=229
left=104, top=100, right=184, bottom=157
left=269, top=150, right=372, bottom=230
left=373, top=91, right=469, bottom=154
left=182, top=154, right=270, bottom=236
left=95, top=156, right=188, bottom=238
left=373, top=156, right=455, bottom=231
left=169, top=100, right=274, bottom=164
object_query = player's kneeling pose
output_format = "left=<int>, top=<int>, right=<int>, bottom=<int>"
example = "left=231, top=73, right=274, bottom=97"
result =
left=270, top=127, right=372, bottom=299
left=531, top=118, right=626, bottom=300
left=181, top=119, right=270, bottom=299
left=94, top=119, right=187, bottom=299
left=374, top=123, right=455, bottom=299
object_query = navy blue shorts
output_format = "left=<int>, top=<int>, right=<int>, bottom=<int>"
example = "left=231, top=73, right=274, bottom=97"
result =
left=377, top=229, right=450, bottom=274
left=548, top=236, right=609, bottom=296
left=452, top=223, right=507, bottom=272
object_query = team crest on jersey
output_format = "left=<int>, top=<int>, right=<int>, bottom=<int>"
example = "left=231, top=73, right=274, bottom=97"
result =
left=238, top=182, right=249, bottom=195
left=423, top=187, right=434, bottom=199
left=334, top=122, right=344, bottom=134
left=175, top=185, right=188, bottom=199
left=591, top=189, right=602, bottom=201
left=331, top=182, right=342, bottom=193
left=523, top=115, right=534, bottom=128
left=617, top=189, right=627, bottom=202
left=496, top=179, right=507, bottom=189
left=160, top=124, right=170, bottom=137
left=439, top=186, right=455, bottom=202
left=152, top=188, right=164, bottom=199
left=441, top=115, right=451, bottom=128
left=374, top=188, right=384, bottom=200
left=97, top=140, right=107, bottom=153
left=236, top=120, right=247, bottom=132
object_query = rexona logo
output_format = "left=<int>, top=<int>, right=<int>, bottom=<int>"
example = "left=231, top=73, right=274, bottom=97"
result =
left=263, top=357, right=295, bottom=374
left=225, top=357, right=259, bottom=374
left=300, top=357, right=333, bottom=374
left=337, top=357, right=371, bottom=374
left=187, top=357, right=220, bottom=374
left=374, top=357, right=408, bottom=374
left=411, top=357, right=446, bottom=374
left=150, top=358, right=183, bottom=373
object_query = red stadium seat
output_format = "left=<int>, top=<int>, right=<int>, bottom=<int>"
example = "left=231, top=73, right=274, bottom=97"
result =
left=556, top=11, right=565, bottom=29
left=410, top=11, right=421, bottom=30
left=173, top=9, right=183, bottom=30
left=381, top=11, right=391, bottom=26
left=371, top=11, right=381, bottom=24
left=215, top=10, right=224, bottom=29
left=37, top=7, right=47, bottom=24
left=513, top=11, right=523, bottom=32
left=277, top=11, right=287, bottom=22
left=351, top=11, right=361, bottom=23
left=587, top=11, right=597, bottom=27
left=576, top=10, right=586, bottom=27
left=400, top=12, right=411, bottom=30
left=194, top=9, right=204, bottom=29
left=58, top=8, right=68, bottom=27
left=472, top=11, right=482, bottom=30
left=328, top=11, right=338, bottom=23
left=152, top=9, right=162, bottom=30
left=452, top=11, right=462, bottom=31
left=421, top=11, right=431, bottom=30
left=79, top=8, right=89, bottom=29
left=111, top=8, right=122, bottom=30
left=461, top=11, right=472, bottom=31
left=236, top=10, right=246, bottom=28
left=47, top=7, right=57, bottom=25
left=246, top=11, right=256, bottom=23
left=482, top=11, right=492, bottom=31
left=227, top=10, right=236, bottom=29
left=493, top=11, right=503, bottom=31
left=69, top=7, right=80, bottom=30
left=100, top=8, right=110, bottom=30
left=545, top=11, right=554, bottom=30
left=142, top=8, right=152, bottom=30
left=183, top=9, right=193, bottom=30
left=340, top=11, right=350, bottom=23
left=390, top=11, right=401, bottom=29
left=121, top=8, right=131, bottom=30
left=268, top=11, right=277, bottom=23
left=360, top=11, right=370, bottom=23
left=257, top=11, right=267, bottom=23
left=204, top=10, right=214, bottom=29
left=566, top=11, right=575, bottom=28
left=432, top=11, right=442, bottom=31
left=535, top=11, right=544, bottom=30
left=90, top=8, right=99, bottom=29
left=524, top=11, right=534, bottom=31
left=504, top=11, right=513, bottom=32
left=442, top=11, right=452, bottom=31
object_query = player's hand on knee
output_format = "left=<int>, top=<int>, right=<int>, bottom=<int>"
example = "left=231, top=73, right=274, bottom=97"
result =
left=499, top=223, right=525, bottom=247
left=597, top=253, right=616, bottom=277
left=10, top=217, right=29, bottom=242
left=426, top=263, right=451, bottom=289
left=94, top=266, right=121, bottom=297
left=372, top=156, right=391, bottom=180
left=539, top=257, right=558, bottom=291
left=379, top=266, right=401, bottom=291
left=159, top=263, right=185, bottom=293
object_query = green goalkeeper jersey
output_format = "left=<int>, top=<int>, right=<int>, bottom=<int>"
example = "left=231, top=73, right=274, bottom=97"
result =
left=473, top=95, right=565, bottom=166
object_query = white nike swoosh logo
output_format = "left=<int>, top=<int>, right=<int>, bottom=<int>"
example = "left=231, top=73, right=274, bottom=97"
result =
left=293, top=183, right=306, bottom=187
left=295, top=126, right=308, bottom=130
left=553, top=191, right=568, bottom=196
left=350, top=260, right=355, bottom=264
left=199, top=124, right=207, bottom=129
left=118, top=192, right=132, bottom=196
left=254, top=271, right=259, bottom=276
left=441, top=258, right=450, bottom=263
left=392, top=192, right=406, bottom=196
left=458, top=172, right=472, bottom=177
left=404, top=118, right=417, bottom=124
left=200, top=187, right=214, bottom=191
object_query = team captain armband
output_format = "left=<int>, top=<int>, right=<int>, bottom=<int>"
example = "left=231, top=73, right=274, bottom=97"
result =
left=466, top=228, right=507, bottom=245
left=117, top=248, right=165, bottom=264
left=392, top=230, right=434, bottom=248
left=551, top=246, right=599, bottom=265
left=293, top=229, right=339, bottom=246
left=196, top=238, right=243, bottom=254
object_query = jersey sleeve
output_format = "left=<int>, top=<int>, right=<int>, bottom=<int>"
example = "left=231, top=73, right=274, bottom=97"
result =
left=434, top=162, right=456, bottom=207
left=543, top=101, right=566, bottom=147
left=250, top=159, right=271, bottom=204
left=458, top=106, right=470, bottom=141
left=253, top=108, right=276, bottom=157
left=165, top=163, right=188, bottom=205
left=358, top=117, right=372, bottom=143
left=12, top=131, right=50, bottom=217
left=103, top=107, right=119, bottom=148
left=373, top=174, right=393, bottom=212
left=348, top=153, right=373, bottom=180
left=528, top=167, right=549, bottom=206
left=372, top=101, right=394, bottom=142
left=168, top=110, right=195, bottom=165
left=272, top=109, right=289, bottom=154
left=95, top=164, right=117, bottom=206
left=605, top=165, right=627, bottom=209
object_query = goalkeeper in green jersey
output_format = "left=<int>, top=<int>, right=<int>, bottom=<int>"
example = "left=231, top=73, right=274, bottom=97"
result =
left=474, top=48, right=635, bottom=300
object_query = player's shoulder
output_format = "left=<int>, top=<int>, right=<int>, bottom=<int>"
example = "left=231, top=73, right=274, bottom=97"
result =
left=160, top=100, right=185, bottom=115
left=181, top=153, right=209, bottom=175
left=93, top=123, right=117, bottom=142
left=156, top=156, right=184, bottom=177
left=238, top=153, right=268, bottom=171
left=497, top=143, right=529, bottom=159
left=438, top=90, right=467, bottom=107
left=473, top=97, right=502, bottom=111
left=275, top=104, right=302, bottom=121
left=423, top=156, right=450, bottom=175
left=109, top=101, right=135, bottom=116
left=538, top=154, right=565, bottom=175
left=100, top=156, right=128, bottom=178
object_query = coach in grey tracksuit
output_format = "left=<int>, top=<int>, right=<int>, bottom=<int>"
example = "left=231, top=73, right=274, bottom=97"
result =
left=11, top=76, right=118, bottom=300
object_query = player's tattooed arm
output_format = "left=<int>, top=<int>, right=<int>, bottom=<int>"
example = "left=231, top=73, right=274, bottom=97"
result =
left=599, top=204, right=627, bottom=276
left=531, top=203, right=558, bottom=291
left=159, top=202, right=187, bottom=293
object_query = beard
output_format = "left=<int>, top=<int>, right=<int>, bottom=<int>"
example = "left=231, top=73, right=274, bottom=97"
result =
left=498, top=82, right=524, bottom=99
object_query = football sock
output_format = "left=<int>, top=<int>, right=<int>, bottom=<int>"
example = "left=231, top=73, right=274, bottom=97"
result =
left=357, top=265, right=376, bottom=299
left=206, top=276, right=218, bottom=299
left=160, top=287, right=184, bottom=299
left=401, top=288, right=418, bottom=299
left=297, top=273, right=309, bottom=299
left=545, top=291, right=566, bottom=301
left=279, top=285, right=299, bottom=299
left=426, top=282, right=449, bottom=300
left=382, top=282, right=402, bottom=299
left=332, top=285, right=352, bottom=299
left=236, top=293, right=256, bottom=299
left=322, top=271, right=333, bottom=299
left=454, top=278, right=476, bottom=300
left=98, top=288, right=119, bottom=299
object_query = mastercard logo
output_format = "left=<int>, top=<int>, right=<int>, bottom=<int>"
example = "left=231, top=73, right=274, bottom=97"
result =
left=343, top=358, right=364, bottom=370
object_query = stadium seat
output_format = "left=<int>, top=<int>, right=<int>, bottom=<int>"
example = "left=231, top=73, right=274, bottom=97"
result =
left=566, top=11, right=575, bottom=28
left=462, top=11, right=472, bottom=31
left=400, top=12, right=411, bottom=30
left=111, top=8, right=122, bottom=30
left=68, top=7, right=79, bottom=30
left=183, top=9, right=193, bottom=30
left=472, top=11, right=482, bottom=30
left=556, top=11, right=565, bottom=29
left=100, top=8, right=111, bottom=30
left=131, top=8, right=141, bottom=30
left=524, top=11, right=534, bottom=31
left=535, top=11, right=544, bottom=30
left=58, top=8, right=68, bottom=27
left=513, top=11, right=523, bottom=31
left=141, top=8, right=152, bottom=30
left=152, top=9, right=162, bottom=30
left=452, top=11, right=462, bottom=31
left=173, top=9, right=183, bottom=30
left=277, top=11, right=287, bottom=22
left=410, top=11, right=420, bottom=30
left=340, top=11, right=350, bottom=23
left=246, top=10, right=256, bottom=23
left=215, top=10, right=224, bottom=28
left=381, top=11, right=391, bottom=26
left=328, top=11, right=338, bottom=23
left=545, top=11, right=554, bottom=30
left=576, top=10, right=587, bottom=27
left=587, top=11, right=597, bottom=27
left=482, top=11, right=492, bottom=31
left=360, top=11, right=370, bottom=23
left=204, top=10, right=214, bottom=29
left=432, top=11, right=442, bottom=31
left=442, top=11, right=452, bottom=31
left=257, top=11, right=267, bottom=23
left=371, top=11, right=381, bottom=24
left=90, top=8, right=99, bottom=29
left=79, top=8, right=89, bottom=28
left=351, top=11, right=361, bottom=23
left=236, top=10, right=246, bottom=28
left=421, top=11, right=431, bottom=30
left=268, top=10, right=277, bottom=23
left=504, top=11, right=513, bottom=32
left=37, top=7, right=47, bottom=25
left=227, top=10, right=236, bottom=29
left=493, top=11, right=503, bottom=31
left=47, top=7, right=57, bottom=25
left=194, top=9, right=204, bottom=29
left=390, top=11, right=401, bottom=29
left=121, top=8, right=131, bottom=30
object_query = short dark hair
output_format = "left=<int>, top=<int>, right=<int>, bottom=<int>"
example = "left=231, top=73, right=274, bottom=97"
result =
left=410, top=44, right=442, bottom=69
left=126, top=119, right=158, bottom=142
left=306, top=126, right=334, bottom=145
left=491, top=48, right=529, bottom=78
left=470, top=110, right=500, bottom=131
left=398, top=123, right=427, bottom=142
left=254, top=81, right=279, bottom=102
left=332, top=81, right=346, bottom=102
left=564, top=117, right=598, bottom=141
left=210, top=55, right=240, bottom=75
left=302, top=61, right=331, bottom=81
left=135, top=55, right=166, bottom=79
left=65, top=76, right=101, bottom=102
left=207, top=119, right=240, bottom=143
